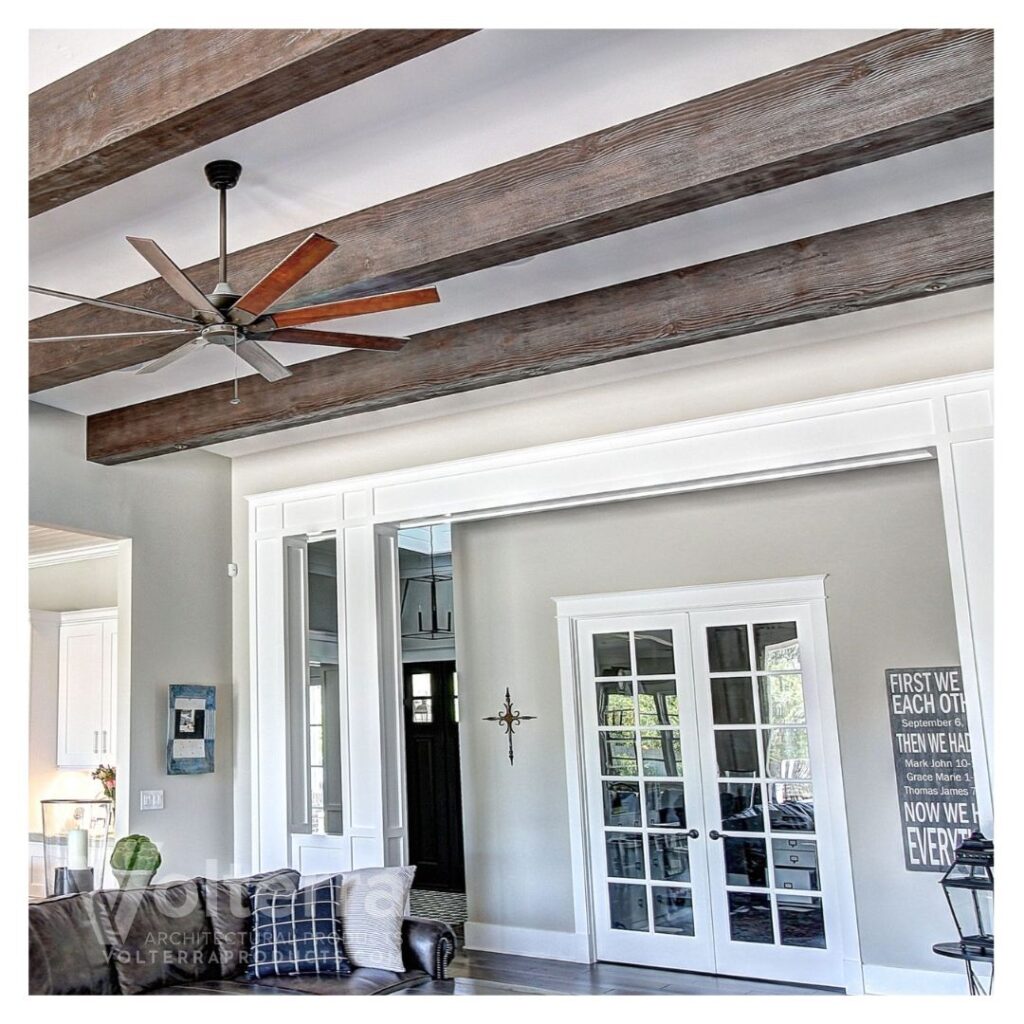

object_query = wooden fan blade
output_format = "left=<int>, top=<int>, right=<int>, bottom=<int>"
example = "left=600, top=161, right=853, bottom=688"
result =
left=231, top=233, right=338, bottom=322
left=30, top=286, right=199, bottom=326
left=260, top=286, right=440, bottom=329
left=126, top=237, right=223, bottom=318
left=236, top=339, right=292, bottom=382
left=136, top=339, right=205, bottom=375
left=263, top=328, right=407, bottom=351
left=30, top=328, right=199, bottom=343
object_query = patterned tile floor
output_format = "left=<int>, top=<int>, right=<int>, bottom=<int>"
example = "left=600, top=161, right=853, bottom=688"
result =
left=409, top=888, right=467, bottom=944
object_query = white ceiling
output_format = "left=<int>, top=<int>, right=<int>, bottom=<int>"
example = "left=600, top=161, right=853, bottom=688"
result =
left=29, top=523, right=115, bottom=557
left=28, top=29, right=149, bottom=90
left=28, top=28, right=993, bottom=454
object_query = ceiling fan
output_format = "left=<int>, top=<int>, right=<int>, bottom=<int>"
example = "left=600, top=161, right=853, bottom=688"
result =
left=29, top=160, right=439, bottom=391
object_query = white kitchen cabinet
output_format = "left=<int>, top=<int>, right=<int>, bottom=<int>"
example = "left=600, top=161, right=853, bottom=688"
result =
left=56, top=608, right=118, bottom=769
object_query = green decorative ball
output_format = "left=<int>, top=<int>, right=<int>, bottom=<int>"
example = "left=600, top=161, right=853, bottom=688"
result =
left=110, top=834, right=162, bottom=874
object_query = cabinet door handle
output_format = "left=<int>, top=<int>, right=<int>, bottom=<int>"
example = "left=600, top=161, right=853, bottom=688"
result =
left=101, top=730, right=107, bottom=753
left=93, top=731, right=99, bottom=754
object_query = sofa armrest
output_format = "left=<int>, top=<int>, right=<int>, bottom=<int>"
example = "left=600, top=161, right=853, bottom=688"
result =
left=402, top=917, right=457, bottom=980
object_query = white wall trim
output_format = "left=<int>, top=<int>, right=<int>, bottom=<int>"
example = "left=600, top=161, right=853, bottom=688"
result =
left=463, top=922, right=591, bottom=963
left=244, top=371, right=987, bottom=510
left=554, top=575, right=827, bottom=619
left=29, top=542, right=120, bottom=569
left=862, top=963, right=972, bottom=995
left=244, top=370, right=992, bottom=980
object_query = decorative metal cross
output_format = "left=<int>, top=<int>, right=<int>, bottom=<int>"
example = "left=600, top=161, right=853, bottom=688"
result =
left=483, top=687, right=536, bottom=765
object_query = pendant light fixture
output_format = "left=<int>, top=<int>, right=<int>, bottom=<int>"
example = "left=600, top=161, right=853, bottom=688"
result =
left=400, top=525, right=454, bottom=642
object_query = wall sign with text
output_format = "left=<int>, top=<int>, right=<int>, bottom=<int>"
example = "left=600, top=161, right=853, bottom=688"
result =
left=885, top=666, right=978, bottom=871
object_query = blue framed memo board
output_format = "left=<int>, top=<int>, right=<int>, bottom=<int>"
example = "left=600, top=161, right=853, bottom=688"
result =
left=166, top=684, right=216, bottom=775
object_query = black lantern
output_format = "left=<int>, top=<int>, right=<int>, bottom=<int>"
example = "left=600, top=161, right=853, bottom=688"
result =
left=400, top=525, right=454, bottom=643
left=940, top=831, right=993, bottom=956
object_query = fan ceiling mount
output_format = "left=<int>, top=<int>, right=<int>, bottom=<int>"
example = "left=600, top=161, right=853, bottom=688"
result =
left=30, top=160, right=440, bottom=389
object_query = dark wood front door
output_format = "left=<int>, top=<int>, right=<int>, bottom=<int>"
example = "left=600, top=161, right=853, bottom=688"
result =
left=404, top=662, right=465, bottom=891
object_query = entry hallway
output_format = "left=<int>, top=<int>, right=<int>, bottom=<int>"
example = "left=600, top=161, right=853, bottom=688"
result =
left=448, top=949, right=841, bottom=995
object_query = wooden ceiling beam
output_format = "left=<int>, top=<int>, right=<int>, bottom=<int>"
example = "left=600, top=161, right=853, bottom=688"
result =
left=31, top=28, right=992, bottom=392
left=85, top=193, right=993, bottom=465
left=29, top=28, right=477, bottom=216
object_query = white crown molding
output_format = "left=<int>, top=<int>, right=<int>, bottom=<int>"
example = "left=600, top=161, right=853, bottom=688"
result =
left=29, top=541, right=120, bottom=569
left=58, top=607, right=118, bottom=624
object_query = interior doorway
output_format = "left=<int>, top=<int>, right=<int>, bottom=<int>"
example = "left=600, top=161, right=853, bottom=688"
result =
left=28, top=524, right=133, bottom=897
left=403, top=662, right=464, bottom=890
left=558, top=578, right=858, bottom=989
left=397, top=526, right=468, bottom=930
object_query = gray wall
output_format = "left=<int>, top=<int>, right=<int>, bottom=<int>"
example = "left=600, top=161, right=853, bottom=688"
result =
left=29, top=555, right=118, bottom=611
left=29, top=402, right=234, bottom=878
left=453, top=461, right=962, bottom=976
left=229, top=304, right=991, bottom=869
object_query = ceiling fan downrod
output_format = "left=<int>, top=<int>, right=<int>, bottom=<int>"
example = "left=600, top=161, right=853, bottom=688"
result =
left=204, top=160, right=242, bottom=308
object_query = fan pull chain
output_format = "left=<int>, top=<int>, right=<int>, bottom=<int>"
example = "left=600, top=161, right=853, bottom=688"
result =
left=230, top=330, right=241, bottom=405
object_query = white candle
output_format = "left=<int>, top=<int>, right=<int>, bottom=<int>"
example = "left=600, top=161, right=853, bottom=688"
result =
left=67, top=827, right=88, bottom=870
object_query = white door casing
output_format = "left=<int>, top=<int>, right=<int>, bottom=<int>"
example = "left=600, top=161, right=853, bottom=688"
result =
left=560, top=579, right=858, bottom=989
left=245, top=372, right=992, bottom=976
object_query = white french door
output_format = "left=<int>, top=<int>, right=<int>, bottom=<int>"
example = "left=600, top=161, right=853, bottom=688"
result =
left=578, top=614, right=715, bottom=973
left=574, top=591, right=849, bottom=987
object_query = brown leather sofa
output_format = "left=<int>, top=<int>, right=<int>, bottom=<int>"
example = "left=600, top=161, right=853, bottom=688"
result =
left=28, top=872, right=457, bottom=995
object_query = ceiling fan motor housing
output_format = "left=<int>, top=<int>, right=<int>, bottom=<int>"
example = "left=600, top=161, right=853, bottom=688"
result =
left=206, top=281, right=241, bottom=311
left=204, top=160, right=242, bottom=190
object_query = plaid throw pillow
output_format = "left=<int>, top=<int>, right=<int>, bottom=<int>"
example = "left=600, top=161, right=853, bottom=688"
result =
left=246, top=875, right=351, bottom=978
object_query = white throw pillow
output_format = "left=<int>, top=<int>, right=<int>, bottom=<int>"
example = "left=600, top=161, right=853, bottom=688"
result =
left=337, top=865, right=416, bottom=972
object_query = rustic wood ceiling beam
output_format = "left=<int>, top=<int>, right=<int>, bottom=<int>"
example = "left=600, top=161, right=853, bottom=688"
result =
left=85, top=193, right=993, bottom=465
left=30, top=28, right=477, bottom=216
left=31, top=28, right=992, bottom=392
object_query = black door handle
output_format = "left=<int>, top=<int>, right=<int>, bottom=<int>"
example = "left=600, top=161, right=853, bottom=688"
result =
left=709, top=829, right=724, bottom=841
left=686, top=829, right=700, bottom=839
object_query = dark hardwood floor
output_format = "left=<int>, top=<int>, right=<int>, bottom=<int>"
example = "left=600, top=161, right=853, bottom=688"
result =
left=449, top=949, right=842, bottom=996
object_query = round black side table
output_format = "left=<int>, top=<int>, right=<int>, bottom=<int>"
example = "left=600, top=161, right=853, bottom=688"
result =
left=932, top=942, right=994, bottom=995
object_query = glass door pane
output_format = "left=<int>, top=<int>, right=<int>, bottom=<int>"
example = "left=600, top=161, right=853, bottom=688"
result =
left=690, top=604, right=845, bottom=988
left=578, top=615, right=714, bottom=974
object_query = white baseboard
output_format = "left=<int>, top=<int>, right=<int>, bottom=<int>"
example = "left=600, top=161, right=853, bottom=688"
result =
left=461, top=930, right=974, bottom=995
left=862, top=963, right=973, bottom=995
left=463, top=921, right=591, bottom=963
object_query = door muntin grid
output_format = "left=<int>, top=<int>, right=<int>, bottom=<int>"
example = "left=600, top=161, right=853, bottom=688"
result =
left=593, top=628, right=695, bottom=936
left=705, top=619, right=826, bottom=950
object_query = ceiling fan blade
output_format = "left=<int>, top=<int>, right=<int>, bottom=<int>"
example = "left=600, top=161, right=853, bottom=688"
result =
left=126, top=237, right=223, bottom=318
left=30, top=328, right=199, bottom=343
left=30, top=286, right=200, bottom=326
left=236, top=339, right=292, bottom=382
left=231, top=233, right=338, bottom=322
left=259, top=286, right=440, bottom=329
left=263, top=328, right=407, bottom=351
left=135, top=338, right=206, bottom=375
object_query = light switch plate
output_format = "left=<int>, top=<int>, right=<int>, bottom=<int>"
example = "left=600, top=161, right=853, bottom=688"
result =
left=140, top=790, right=164, bottom=811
